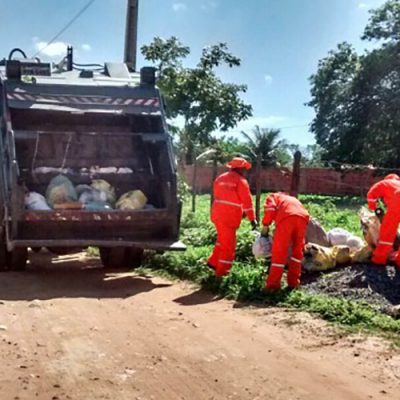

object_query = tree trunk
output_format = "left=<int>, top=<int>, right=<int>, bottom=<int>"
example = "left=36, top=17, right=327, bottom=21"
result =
left=290, top=151, right=302, bottom=198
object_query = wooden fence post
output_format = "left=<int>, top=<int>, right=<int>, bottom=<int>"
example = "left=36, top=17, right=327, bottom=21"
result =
left=255, top=153, right=262, bottom=222
left=290, top=151, right=302, bottom=198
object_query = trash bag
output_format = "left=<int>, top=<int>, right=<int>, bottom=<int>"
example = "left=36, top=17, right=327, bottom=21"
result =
left=84, top=201, right=112, bottom=211
left=252, top=234, right=272, bottom=258
left=305, top=218, right=330, bottom=246
left=46, top=175, right=77, bottom=207
left=25, top=192, right=51, bottom=210
left=303, top=243, right=351, bottom=272
left=351, top=245, right=373, bottom=264
left=359, top=207, right=381, bottom=248
left=346, top=236, right=365, bottom=251
left=327, top=228, right=365, bottom=251
left=76, top=184, right=108, bottom=205
left=116, top=190, right=147, bottom=210
left=91, top=180, right=116, bottom=205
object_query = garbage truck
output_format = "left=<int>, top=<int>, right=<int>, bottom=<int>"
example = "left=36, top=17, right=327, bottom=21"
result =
left=0, top=48, right=185, bottom=271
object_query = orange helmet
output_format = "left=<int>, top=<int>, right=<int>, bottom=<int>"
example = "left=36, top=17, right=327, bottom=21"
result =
left=384, top=173, right=400, bottom=180
left=226, top=157, right=252, bottom=170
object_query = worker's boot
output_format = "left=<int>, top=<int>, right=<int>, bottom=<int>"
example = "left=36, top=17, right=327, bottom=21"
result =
left=394, top=251, right=400, bottom=269
left=265, top=264, right=284, bottom=290
left=371, top=244, right=392, bottom=266
left=287, top=260, right=302, bottom=289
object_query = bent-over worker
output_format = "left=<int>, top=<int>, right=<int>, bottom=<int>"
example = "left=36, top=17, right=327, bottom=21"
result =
left=261, top=192, right=309, bottom=290
left=208, top=157, right=257, bottom=277
left=367, top=173, right=400, bottom=266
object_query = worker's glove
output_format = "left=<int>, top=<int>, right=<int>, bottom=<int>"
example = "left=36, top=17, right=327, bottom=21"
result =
left=250, top=220, right=258, bottom=231
left=375, top=207, right=385, bottom=220
left=261, top=225, right=269, bottom=237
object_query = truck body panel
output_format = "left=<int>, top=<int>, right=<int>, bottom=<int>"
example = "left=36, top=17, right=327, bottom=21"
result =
left=0, top=55, right=184, bottom=269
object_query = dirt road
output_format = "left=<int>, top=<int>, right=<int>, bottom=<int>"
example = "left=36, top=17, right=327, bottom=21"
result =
left=0, top=252, right=399, bottom=400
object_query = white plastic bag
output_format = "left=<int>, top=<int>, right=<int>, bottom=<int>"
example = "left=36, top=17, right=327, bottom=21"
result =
left=327, top=228, right=364, bottom=251
left=25, top=192, right=51, bottom=210
left=252, top=234, right=272, bottom=259
left=76, top=184, right=108, bottom=204
left=327, top=228, right=352, bottom=246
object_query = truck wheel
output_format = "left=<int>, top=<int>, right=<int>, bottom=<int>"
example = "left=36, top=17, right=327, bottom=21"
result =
left=126, top=247, right=144, bottom=269
left=99, top=247, right=127, bottom=270
left=7, top=247, right=28, bottom=271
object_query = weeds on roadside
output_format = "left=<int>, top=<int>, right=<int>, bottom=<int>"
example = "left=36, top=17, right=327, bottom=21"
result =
left=140, top=194, right=400, bottom=342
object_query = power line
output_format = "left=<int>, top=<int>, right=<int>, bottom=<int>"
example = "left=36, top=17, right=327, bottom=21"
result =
left=33, top=0, right=96, bottom=57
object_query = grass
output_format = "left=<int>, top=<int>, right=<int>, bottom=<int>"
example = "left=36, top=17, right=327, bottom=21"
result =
left=132, top=194, right=400, bottom=342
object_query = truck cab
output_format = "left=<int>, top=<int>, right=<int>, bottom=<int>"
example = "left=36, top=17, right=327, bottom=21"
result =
left=0, top=49, right=184, bottom=271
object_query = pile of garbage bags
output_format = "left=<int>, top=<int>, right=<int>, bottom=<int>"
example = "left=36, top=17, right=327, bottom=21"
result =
left=25, top=174, right=150, bottom=212
left=253, top=208, right=380, bottom=273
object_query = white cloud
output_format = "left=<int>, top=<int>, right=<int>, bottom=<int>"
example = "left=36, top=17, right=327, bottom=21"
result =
left=81, top=43, right=92, bottom=52
left=264, top=74, right=273, bottom=85
left=201, top=1, right=217, bottom=11
left=172, top=2, right=187, bottom=12
left=358, top=3, right=368, bottom=9
left=34, top=41, right=68, bottom=58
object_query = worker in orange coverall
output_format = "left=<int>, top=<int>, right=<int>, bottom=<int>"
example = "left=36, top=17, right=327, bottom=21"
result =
left=208, top=157, right=257, bottom=277
left=261, top=193, right=309, bottom=290
left=367, top=174, right=400, bottom=266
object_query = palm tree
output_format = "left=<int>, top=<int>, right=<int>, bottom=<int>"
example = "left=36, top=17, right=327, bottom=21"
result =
left=241, top=126, right=290, bottom=167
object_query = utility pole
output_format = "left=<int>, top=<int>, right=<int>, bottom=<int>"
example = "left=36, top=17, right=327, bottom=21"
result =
left=124, top=0, right=139, bottom=71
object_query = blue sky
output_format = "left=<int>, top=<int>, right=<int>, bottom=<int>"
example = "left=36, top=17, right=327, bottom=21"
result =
left=0, top=0, right=387, bottom=145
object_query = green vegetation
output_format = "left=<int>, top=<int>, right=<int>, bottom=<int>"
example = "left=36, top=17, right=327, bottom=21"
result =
left=309, top=0, right=400, bottom=168
left=139, top=194, right=400, bottom=342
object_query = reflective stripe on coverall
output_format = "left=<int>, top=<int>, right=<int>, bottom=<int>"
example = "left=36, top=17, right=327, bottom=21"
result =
left=367, top=175, right=400, bottom=265
left=208, top=170, right=255, bottom=277
left=262, top=193, right=309, bottom=289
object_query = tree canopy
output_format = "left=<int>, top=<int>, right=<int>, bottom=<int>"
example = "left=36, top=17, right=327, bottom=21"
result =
left=308, top=0, right=400, bottom=168
left=141, top=37, right=252, bottom=164
left=240, top=126, right=291, bottom=167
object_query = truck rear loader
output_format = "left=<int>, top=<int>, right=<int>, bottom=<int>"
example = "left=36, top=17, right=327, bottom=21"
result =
left=0, top=48, right=184, bottom=271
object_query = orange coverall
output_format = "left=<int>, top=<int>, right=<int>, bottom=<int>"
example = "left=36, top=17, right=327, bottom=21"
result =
left=208, top=170, right=255, bottom=277
left=367, top=174, right=400, bottom=265
left=262, top=193, right=309, bottom=289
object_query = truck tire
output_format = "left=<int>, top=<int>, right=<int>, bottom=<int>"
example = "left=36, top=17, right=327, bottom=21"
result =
left=99, top=247, right=127, bottom=270
left=7, top=247, right=28, bottom=271
left=126, top=247, right=144, bottom=269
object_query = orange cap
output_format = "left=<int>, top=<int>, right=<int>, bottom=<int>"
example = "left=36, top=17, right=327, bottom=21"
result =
left=226, top=157, right=252, bottom=170
left=384, top=174, right=400, bottom=180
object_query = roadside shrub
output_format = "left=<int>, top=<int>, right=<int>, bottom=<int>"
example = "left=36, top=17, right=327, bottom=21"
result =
left=219, top=263, right=266, bottom=300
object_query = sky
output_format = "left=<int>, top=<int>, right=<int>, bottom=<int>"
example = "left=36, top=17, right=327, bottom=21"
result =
left=0, top=0, right=388, bottom=146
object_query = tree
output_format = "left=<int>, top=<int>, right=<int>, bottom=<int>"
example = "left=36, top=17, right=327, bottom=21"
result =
left=240, top=126, right=290, bottom=167
left=141, top=37, right=252, bottom=164
left=308, top=0, right=400, bottom=168
left=308, top=42, right=361, bottom=164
